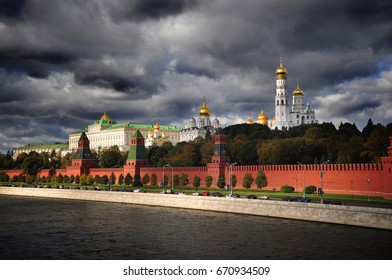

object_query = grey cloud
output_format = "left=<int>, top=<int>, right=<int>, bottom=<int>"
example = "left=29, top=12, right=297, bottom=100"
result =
left=0, top=0, right=391, bottom=151
left=107, top=0, right=199, bottom=22
left=0, top=0, right=27, bottom=20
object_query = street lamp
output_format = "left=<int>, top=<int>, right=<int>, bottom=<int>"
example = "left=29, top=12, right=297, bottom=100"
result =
left=162, top=164, right=169, bottom=191
left=227, top=162, right=237, bottom=196
left=171, top=166, right=174, bottom=191
left=367, top=179, right=371, bottom=202
left=320, top=160, right=330, bottom=204
left=297, top=162, right=306, bottom=197
left=36, top=166, right=44, bottom=186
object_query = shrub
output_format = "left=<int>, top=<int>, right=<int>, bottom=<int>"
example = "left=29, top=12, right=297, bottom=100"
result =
left=304, top=185, right=317, bottom=194
left=150, top=173, right=157, bottom=186
left=205, top=176, right=213, bottom=187
left=217, top=174, right=226, bottom=189
left=242, top=173, right=254, bottom=189
left=280, top=185, right=295, bottom=193
left=193, top=176, right=201, bottom=189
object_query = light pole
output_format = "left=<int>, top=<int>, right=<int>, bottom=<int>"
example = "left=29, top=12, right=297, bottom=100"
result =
left=320, top=160, right=330, bottom=204
left=36, top=167, right=44, bottom=186
left=171, top=166, right=174, bottom=191
left=227, top=162, right=237, bottom=196
left=367, top=179, right=371, bottom=202
left=162, top=164, right=169, bottom=191
left=297, top=162, right=306, bottom=197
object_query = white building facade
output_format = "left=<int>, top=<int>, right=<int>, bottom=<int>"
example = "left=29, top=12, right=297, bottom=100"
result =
left=68, top=112, right=180, bottom=152
left=180, top=100, right=220, bottom=142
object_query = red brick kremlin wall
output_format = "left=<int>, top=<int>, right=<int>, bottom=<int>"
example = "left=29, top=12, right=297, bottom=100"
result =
left=3, top=137, right=392, bottom=199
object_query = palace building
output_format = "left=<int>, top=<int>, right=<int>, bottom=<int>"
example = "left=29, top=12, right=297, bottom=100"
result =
left=68, top=112, right=180, bottom=152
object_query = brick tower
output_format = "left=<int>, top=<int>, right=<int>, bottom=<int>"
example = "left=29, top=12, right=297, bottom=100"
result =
left=381, top=135, right=392, bottom=198
left=207, top=128, right=230, bottom=184
left=124, top=130, right=150, bottom=177
left=68, top=132, right=97, bottom=176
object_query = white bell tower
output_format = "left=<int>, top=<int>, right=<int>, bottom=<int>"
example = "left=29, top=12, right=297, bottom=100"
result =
left=272, top=58, right=291, bottom=129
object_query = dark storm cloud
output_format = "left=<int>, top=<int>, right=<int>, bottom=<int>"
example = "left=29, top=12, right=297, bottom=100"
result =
left=0, top=49, right=75, bottom=78
left=107, top=0, right=199, bottom=22
left=0, top=0, right=391, bottom=151
left=0, top=0, right=27, bottom=20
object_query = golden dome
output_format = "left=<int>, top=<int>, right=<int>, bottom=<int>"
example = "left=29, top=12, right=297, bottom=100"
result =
left=154, top=122, right=160, bottom=130
left=293, top=80, right=304, bottom=96
left=271, top=117, right=276, bottom=125
left=257, top=110, right=269, bottom=126
left=246, top=118, right=254, bottom=125
left=276, top=58, right=287, bottom=79
left=199, top=100, right=211, bottom=117
left=101, top=112, right=110, bottom=121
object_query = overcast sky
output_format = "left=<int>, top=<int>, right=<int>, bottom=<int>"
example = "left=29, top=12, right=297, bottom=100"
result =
left=0, top=0, right=391, bottom=152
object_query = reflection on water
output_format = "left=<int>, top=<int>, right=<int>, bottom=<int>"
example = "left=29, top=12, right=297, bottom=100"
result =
left=0, top=195, right=391, bottom=260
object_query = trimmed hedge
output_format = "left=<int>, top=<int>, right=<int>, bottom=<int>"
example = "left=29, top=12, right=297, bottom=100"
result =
left=304, top=185, right=317, bottom=194
left=280, top=185, right=295, bottom=193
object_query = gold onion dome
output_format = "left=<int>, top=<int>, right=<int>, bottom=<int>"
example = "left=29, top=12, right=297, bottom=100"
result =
left=199, top=100, right=211, bottom=117
left=154, top=122, right=160, bottom=130
left=257, top=110, right=268, bottom=126
left=101, top=111, right=111, bottom=121
left=276, top=58, right=287, bottom=79
left=293, top=81, right=304, bottom=96
left=246, top=118, right=254, bottom=125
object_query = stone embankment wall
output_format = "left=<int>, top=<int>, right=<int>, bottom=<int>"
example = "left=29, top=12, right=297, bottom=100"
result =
left=1, top=187, right=391, bottom=230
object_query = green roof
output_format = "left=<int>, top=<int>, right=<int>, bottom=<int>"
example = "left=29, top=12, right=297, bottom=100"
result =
left=70, top=122, right=180, bottom=135
left=15, top=143, right=69, bottom=150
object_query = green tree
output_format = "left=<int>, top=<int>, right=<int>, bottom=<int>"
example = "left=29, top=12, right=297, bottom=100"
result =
left=142, top=174, right=150, bottom=185
left=109, top=173, right=116, bottom=185
left=179, top=173, right=189, bottom=186
left=69, top=174, right=74, bottom=183
left=217, top=174, right=225, bottom=189
left=0, top=172, right=10, bottom=183
left=150, top=173, right=158, bottom=186
left=205, top=176, right=213, bottom=188
left=229, top=174, right=237, bottom=188
left=255, top=169, right=268, bottom=190
left=99, top=145, right=124, bottom=168
left=86, top=174, right=94, bottom=185
left=118, top=174, right=124, bottom=185
left=101, top=175, right=109, bottom=185
left=75, top=175, right=80, bottom=184
left=124, top=173, right=132, bottom=186
left=173, top=174, right=179, bottom=187
left=21, top=153, right=44, bottom=176
left=193, top=175, right=201, bottom=190
left=133, top=174, right=143, bottom=188
left=94, top=175, right=101, bottom=184
left=57, top=173, right=64, bottom=184
left=80, top=174, right=87, bottom=185
left=242, top=173, right=253, bottom=189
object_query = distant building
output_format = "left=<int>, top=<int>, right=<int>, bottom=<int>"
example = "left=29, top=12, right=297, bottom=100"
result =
left=180, top=99, right=220, bottom=142
left=12, top=143, right=69, bottom=160
left=269, top=58, right=318, bottom=130
left=68, top=112, right=180, bottom=152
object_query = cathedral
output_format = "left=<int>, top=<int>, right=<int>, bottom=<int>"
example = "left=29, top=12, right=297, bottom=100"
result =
left=179, top=99, right=220, bottom=142
left=269, top=59, right=317, bottom=129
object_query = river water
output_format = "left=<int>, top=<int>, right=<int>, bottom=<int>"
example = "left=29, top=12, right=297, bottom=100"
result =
left=0, top=195, right=391, bottom=260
